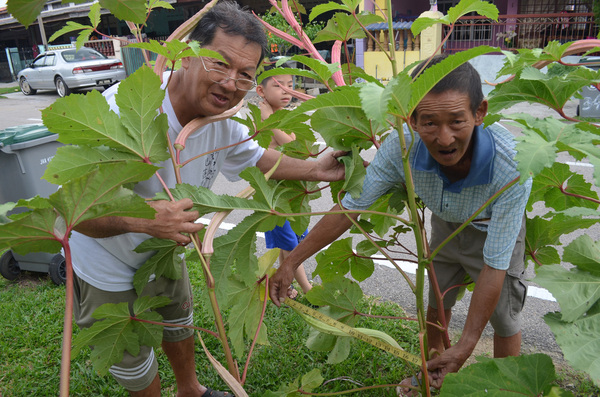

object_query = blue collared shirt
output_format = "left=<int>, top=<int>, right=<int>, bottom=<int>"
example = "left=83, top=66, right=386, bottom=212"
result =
left=342, top=123, right=532, bottom=270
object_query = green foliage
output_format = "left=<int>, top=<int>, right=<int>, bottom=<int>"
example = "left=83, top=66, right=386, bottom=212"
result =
left=72, top=296, right=170, bottom=375
left=440, top=354, right=557, bottom=396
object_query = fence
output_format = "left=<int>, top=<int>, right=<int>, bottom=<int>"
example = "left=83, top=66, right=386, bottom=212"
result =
left=444, top=13, right=599, bottom=53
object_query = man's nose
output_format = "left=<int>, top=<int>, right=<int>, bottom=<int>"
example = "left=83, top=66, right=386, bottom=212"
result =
left=437, top=126, right=455, bottom=146
left=221, top=77, right=238, bottom=91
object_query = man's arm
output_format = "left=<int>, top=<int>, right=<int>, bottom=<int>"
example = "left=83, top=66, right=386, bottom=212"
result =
left=256, top=149, right=346, bottom=182
left=269, top=204, right=358, bottom=306
left=74, top=198, right=204, bottom=245
left=426, top=264, right=506, bottom=388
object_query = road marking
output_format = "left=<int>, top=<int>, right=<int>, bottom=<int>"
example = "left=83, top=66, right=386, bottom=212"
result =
left=198, top=217, right=557, bottom=302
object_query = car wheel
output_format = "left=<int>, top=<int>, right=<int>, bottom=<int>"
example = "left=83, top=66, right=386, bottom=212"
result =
left=0, top=251, right=21, bottom=281
left=19, top=77, right=37, bottom=96
left=55, top=76, right=71, bottom=97
left=48, top=254, right=66, bottom=285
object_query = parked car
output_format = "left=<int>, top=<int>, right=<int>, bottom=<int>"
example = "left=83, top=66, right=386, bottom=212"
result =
left=17, top=47, right=126, bottom=97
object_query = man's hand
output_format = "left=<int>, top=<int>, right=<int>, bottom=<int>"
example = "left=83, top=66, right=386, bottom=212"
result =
left=315, top=150, right=349, bottom=182
left=425, top=342, right=471, bottom=389
left=145, top=198, right=203, bottom=244
left=74, top=198, right=203, bottom=244
left=269, top=261, right=297, bottom=307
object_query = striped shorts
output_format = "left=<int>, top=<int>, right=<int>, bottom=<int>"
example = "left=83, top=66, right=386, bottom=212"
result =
left=73, top=263, right=195, bottom=391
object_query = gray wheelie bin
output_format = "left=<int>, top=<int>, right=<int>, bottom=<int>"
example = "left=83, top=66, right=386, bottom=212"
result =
left=577, top=56, right=600, bottom=118
left=0, top=124, right=66, bottom=285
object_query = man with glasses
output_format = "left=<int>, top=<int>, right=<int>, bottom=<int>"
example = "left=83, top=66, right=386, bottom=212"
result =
left=69, top=2, right=346, bottom=396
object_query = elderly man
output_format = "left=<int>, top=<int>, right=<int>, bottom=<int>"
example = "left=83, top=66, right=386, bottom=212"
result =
left=70, top=2, right=345, bottom=396
left=269, top=56, right=531, bottom=394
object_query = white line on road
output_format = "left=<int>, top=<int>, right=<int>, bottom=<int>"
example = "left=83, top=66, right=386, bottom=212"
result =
left=197, top=217, right=557, bottom=302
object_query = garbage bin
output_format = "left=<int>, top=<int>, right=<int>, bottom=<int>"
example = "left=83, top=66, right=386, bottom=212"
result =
left=0, top=124, right=66, bottom=285
left=577, top=56, right=600, bottom=118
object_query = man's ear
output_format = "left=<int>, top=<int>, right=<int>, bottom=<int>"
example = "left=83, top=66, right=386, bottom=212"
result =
left=181, top=56, right=191, bottom=70
left=474, top=100, right=488, bottom=125
left=409, top=114, right=418, bottom=131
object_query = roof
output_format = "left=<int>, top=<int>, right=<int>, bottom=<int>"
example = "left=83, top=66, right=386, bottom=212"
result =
left=365, top=21, right=413, bottom=31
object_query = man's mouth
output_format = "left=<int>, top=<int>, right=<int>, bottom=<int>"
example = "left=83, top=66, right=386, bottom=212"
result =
left=212, top=92, right=230, bottom=106
left=439, top=148, right=457, bottom=155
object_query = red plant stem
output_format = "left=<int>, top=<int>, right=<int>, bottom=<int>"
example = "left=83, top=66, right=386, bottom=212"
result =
left=58, top=238, right=74, bottom=397
left=559, top=184, right=600, bottom=204
left=241, top=276, right=270, bottom=384
left=425, top=260, right=451, bottom=349
left=296, top=383, right=415, bottom=395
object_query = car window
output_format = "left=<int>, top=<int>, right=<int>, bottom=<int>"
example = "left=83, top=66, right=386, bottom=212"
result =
left=45, top=54, right=56, bottom=67
left=32, top=55, right=46, bottom=67
left=61, top=48, right=107, bottom=62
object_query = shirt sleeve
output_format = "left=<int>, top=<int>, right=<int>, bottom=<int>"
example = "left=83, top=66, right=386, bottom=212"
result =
left=342, top=130, right=406, bottom=210
left=483, top=177, right=532, bottom=270
left=220, top=119, right=265, bottom=181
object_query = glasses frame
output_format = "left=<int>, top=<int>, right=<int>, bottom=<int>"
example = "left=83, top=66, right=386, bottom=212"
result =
left=199, top=57, right=256, bottom=92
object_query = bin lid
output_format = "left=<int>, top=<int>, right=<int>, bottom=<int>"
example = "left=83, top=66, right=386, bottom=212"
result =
left=0, top=124, right=53, bottom=148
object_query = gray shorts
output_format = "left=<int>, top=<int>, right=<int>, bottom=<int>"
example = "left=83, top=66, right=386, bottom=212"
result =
left=73, top=262, right=194, bottom=391
left=428, top=214, right=527, bottom=337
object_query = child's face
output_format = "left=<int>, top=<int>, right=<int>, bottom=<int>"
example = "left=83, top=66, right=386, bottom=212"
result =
left=259, top=74, right=294, bottom=111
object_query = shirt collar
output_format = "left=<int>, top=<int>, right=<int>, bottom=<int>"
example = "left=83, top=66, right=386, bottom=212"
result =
left=412, top=124, right=495, bottom=192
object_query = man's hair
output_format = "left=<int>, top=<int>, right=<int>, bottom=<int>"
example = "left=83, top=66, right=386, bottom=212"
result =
left=411, top=54, right=484, bottom=115
left=189, top=1, right=268, bottom=67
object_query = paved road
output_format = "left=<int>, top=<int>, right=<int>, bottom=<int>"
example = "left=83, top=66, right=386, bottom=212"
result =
left=1, top=87, right=597, bottom=364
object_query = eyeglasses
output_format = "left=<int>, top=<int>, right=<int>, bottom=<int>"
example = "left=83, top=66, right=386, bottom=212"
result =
left=200, top=57, right=256, bottom=92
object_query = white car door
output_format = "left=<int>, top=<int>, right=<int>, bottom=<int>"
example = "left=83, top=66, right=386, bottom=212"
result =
left=37, top=53, right=57, bottom=89
left=27, top=54, right=47, bottom=88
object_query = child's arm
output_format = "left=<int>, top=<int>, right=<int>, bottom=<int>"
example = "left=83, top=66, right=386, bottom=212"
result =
left=260, top=100, right=296, bottom=148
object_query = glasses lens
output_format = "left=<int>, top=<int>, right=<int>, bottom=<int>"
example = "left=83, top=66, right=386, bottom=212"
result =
left=236, top=79, right=255, bottom=91
left=208, top=69, right=229, bottom=84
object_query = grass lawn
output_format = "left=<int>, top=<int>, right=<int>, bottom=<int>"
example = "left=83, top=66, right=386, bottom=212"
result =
left=0, top=84, right=19, bottom=97
left=0, top=253, right=598, bottom=396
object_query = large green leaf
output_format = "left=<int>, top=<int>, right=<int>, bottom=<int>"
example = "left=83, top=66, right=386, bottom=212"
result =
left=156, top=183, right=271, bottom=217
left=409, top=46, right=499, bottom=114
left=337, top=146, right=367, bottom=200
left=0, top=207, right=63, bottom=255
left=114, top=66, right=170, bottom=163
left=440, top=354, right=555, bottom=396
left=312, top=107, right=379, bottom=151
left=535, top=265, right=600, bottom=322
left=226, top=278, right=269, bottom=357
left=527, top=162, right=599, bottom=211
left=49, top=22, right=92, bottom=43
left=411, top=0, right=498, bottom=35
left=488, top=66, right=599, bottom=114
left=43, top=146, right=142, bottom=185
left=42, top=90, right=142, bottom=156
left=99, top=0, right=147, bottom=24
left=545, top=312, right=600, bottom=385
left=514, top=132, right=557, bottom=182
left=315, top=239, right=375, bottom=282
left=525, top=215, right=599, bottom=267
left=309, top=0, right=359, bottom=20
left=133, top=238, right=185, bottom=295
left=210, top=213, right=270, bottom=308
left=6, top=0, right=46, bottom=27
left=49, top=162, right=157, bottom=227
left=314, top=12, right=383, bottom=43
left=72, top=296, right=169, bottom=375
left=563, top=235, right=600, bottom=277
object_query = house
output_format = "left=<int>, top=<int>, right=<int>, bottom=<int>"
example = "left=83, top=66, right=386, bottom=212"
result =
left=357, top=0, right=598, bottom=81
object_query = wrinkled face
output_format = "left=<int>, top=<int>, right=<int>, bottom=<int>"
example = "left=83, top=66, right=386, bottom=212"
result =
left=257, top=74, right=293, bottom=111
left=181, top=28, right=261, bottom=117
left=410, top=90, right=487, bottom=169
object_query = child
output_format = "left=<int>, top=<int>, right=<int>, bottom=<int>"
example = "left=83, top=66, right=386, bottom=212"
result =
left=257, top=69, right=312, bottom=297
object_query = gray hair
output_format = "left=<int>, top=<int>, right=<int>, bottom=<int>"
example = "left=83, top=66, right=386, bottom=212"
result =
left=189, top=1, right=268, bottom=67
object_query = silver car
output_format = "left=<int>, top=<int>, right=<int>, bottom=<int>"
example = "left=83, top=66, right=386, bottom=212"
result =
left=17, top=47, right=127, bottom=97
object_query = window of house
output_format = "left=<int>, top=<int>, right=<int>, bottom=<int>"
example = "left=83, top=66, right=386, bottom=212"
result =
left=438, top=0, right=495, bottom=41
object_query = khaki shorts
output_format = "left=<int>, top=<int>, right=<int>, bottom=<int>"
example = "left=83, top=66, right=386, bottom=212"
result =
left=428, top=214, right=527, bottom=337
left=73, top=262, right=194, bottom=391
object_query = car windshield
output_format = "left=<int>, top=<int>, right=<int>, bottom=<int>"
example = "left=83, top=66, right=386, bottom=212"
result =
left=61, top=48, right=106, bottom=62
